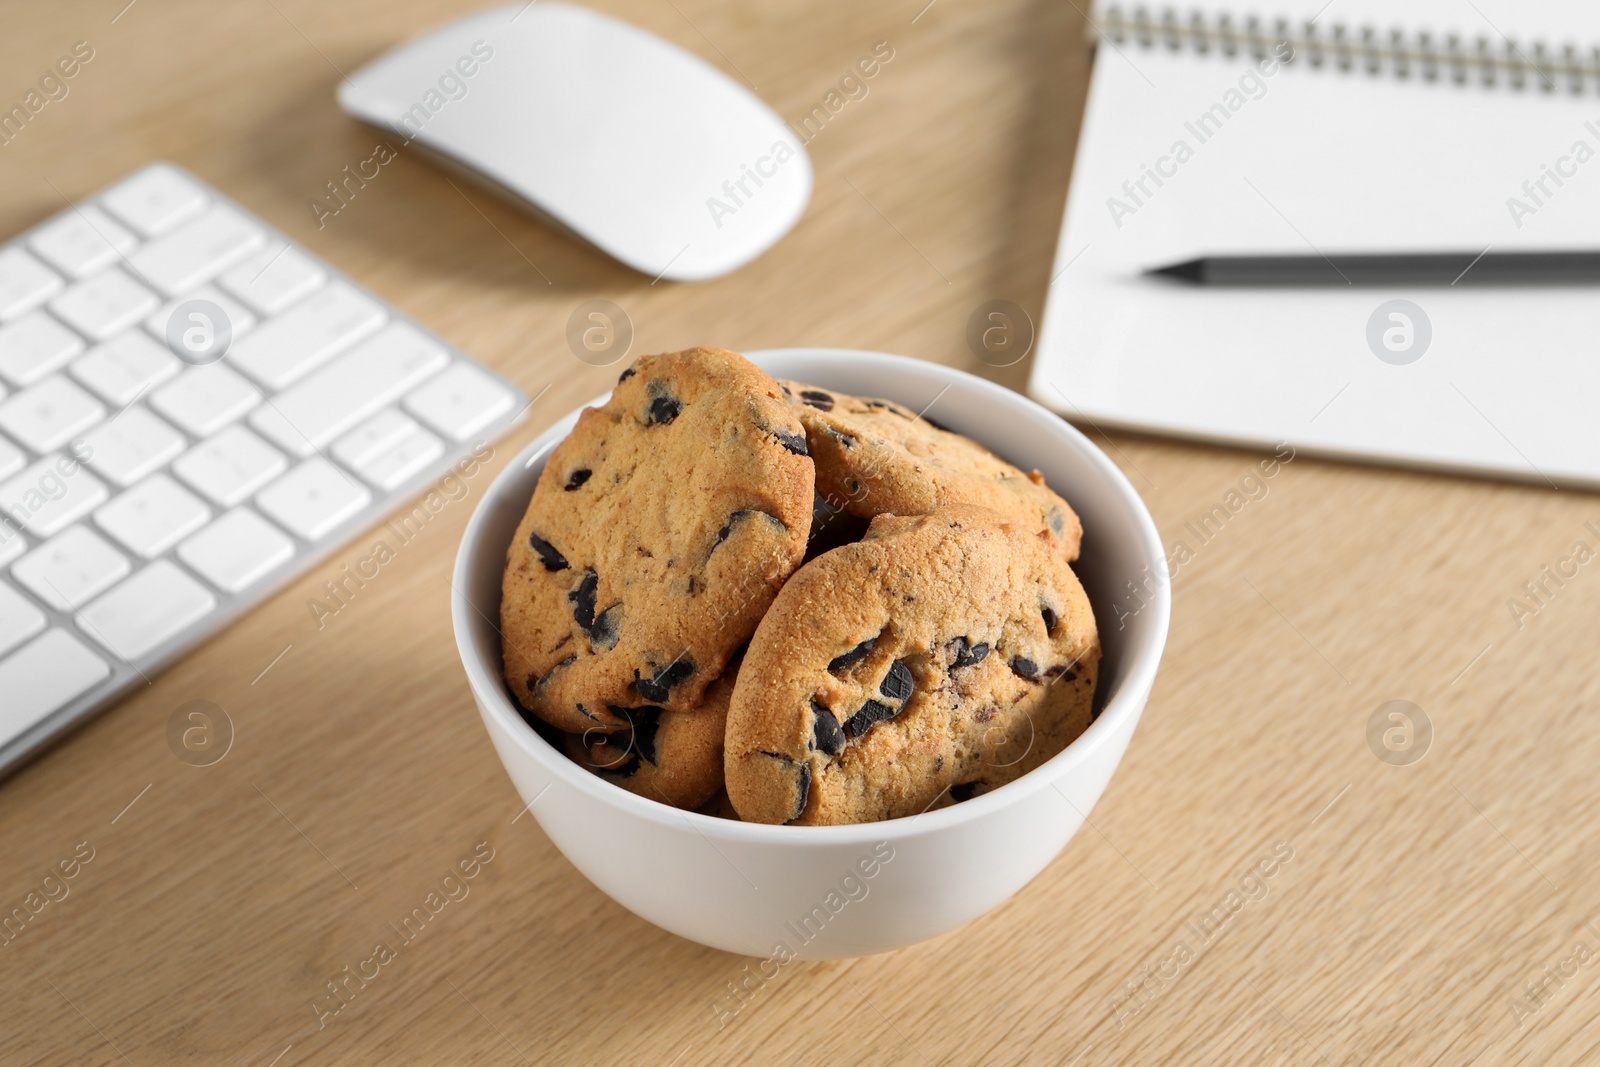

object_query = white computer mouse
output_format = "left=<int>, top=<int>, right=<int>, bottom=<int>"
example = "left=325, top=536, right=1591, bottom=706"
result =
left=338, top=3, right=810, bottom=282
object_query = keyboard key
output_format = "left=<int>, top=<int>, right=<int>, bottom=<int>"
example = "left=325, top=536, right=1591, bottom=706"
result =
left=171, top=424, right=285, bottom=507
left=333, top=408, right=422, bottom=469
left=142, top=284, right=256, bottom=342
left=0, top=310, right=85, bottom=387
left=0, top=454, right=108, bottom=537
left=126, top=204, right=264, bottom=296
left=359, top=427, right=443, bottom=491
left=0, top=247, right=64, bottom=320
left=77, top=560, right=215, bottom=661
left=71, top=330, right=181, bottom=405
left=11, top=526, right=130, bottom=612
left=150, top=363, right=260, bottom=436
left=228, top=281, right=385, bottom=389
left=77, top=406, right=185, bottom=487
left=100, top=165, right=208, bottom=236
left=404, top=362, right=516, bottom=441
left=257, top=458, right=370, bottom=541
left=0, top=581, right=47, bottom=658
left=220, top=244, right=325, bottom=316
left=250, top=322, right=449, bottom=456
left=49, top=267, right=160, bottom=342
left=178, top=508, right=293, bottom=592
left=0, top=434, right=24, bottom=480
left=0, top=375, right=106, bottom=453
left=0, top=629, right=110, bottom=741
left=28, top=205, right=137, bottom=278
left=94, top=473, right=211, bottom=558
left=0, top=523, right=23, bottom=568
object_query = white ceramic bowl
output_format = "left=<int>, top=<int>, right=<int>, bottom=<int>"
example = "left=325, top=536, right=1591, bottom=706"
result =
left=452, top=349, right=1170, bottom=958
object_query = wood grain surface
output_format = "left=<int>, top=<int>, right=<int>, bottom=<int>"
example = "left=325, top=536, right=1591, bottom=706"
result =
left=3, top=1, right=1598, bottom=1064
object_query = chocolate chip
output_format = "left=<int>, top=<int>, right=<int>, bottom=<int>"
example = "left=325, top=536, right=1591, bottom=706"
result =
left=1047, top=505, right=1066, bottom=537
left=1044, top=664, right=1077, bottom=682
left=828, top=636, right=876, bottom=673
left=646, top=394, right=682, bottom=425
left=823, top=424, right=856, bottom=449
left=635, top=656, right=695, bottom=702
left=880, top=660, right=914, bottom=703
left=574, top=702, right=597, bottom=722
left=800, top=389, right=834, bottom=411
left=845, top=699, right=898, bottom=738
left=565, top=575, right=620, bottom=649
left=712, top=510, right=785, bottom=551
left=528, top=531, right=569, bottom=571
left=589, top=603, right=622, bottom=650
left=712, top=509, right=749, bottom=549
left=774, top=429, right=809, bottom=456
left=792, top=761, right=812, bottom=821
left=564, top=468, right=592, bottom=491
left=950, top=782, right=980, bottom=802
left=1009, top=656, right=1040, bottom=682
left=1041, top=605, right=1058, bottom=633
left=947, top=637, right=990, bottom=670
left=568, top=570, right=598, bottom=631
left=618, top=367, right=636, bottom=384
left=811, top=699, right=846, bottom=756
left=605, top=706, right=662, bottom=764
left=533, top=656, right=575, bottom=694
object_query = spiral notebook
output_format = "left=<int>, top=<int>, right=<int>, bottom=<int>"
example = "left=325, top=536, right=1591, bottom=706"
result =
left=1030, top=0, right=1600, bottom=488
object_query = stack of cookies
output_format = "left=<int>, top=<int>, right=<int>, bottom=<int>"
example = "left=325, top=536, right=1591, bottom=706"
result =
left=501, top=347, right=1100, bottom=825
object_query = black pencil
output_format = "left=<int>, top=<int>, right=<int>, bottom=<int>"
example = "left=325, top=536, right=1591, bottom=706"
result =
left=1145, top=251, right=1600, bottom=286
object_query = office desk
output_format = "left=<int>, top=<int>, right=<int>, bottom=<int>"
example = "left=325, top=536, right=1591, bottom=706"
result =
left=1, top=2, right=1594, bottom=1063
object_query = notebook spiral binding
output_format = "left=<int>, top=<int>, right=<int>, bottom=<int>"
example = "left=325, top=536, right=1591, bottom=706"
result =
left=1092, top=5, right=1600, bottom=92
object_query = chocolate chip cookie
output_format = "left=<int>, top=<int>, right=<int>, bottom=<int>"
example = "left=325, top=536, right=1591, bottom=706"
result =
left=781, top=381, right=1082, bottom=561
left=502, top=348, right=814, bottom=733
left=724, top=505, right=1099, bottom=825
left=562, top=661, right=736, bottom=810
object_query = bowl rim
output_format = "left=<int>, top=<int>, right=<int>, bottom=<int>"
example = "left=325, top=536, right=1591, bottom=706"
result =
left=452, top=347, right=1171, bottom=844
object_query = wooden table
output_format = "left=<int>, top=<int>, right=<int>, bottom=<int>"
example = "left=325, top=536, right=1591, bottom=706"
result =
left=3, top=2, right=1596, bottom=1063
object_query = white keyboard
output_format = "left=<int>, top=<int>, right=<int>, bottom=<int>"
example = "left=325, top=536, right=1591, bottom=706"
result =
left=0, top=163, right=525, bottom=774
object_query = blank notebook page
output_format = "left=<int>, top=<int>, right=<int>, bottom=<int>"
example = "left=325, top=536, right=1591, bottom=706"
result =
left=1031, top=0, right=1600, bottom=486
